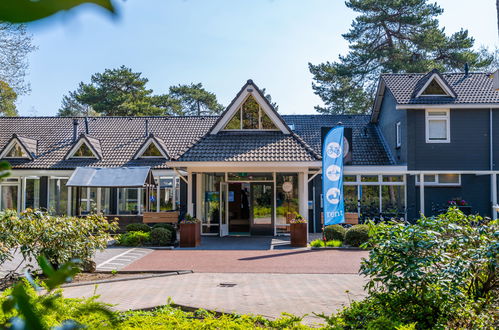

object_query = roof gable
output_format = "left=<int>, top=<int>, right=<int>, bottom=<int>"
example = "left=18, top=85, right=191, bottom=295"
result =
left=133, top=134, right=170, bottom=159
left=65, top=134, right=102, bottom=160
left=0, top=134, right=37, bottom=160
left=210, top=80, right=291, bottom=135
left=413, top=69, right=456, bottom=98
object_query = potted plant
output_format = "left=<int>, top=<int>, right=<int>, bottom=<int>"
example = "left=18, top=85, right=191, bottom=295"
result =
left=290, top=213, right=307, bottom=247
left=448, top=198, right=472, bottom=215
left=179, top=214, right=201, bottom=247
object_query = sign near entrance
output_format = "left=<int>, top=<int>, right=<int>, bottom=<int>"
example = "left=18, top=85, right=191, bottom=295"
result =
left=322, top=126, right=345, bottom=225
left=282, top=181, right=293, bottom=193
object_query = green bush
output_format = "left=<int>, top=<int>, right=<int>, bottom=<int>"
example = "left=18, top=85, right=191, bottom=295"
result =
left=324, top=224, right=346, bottom=241
left=118, top=231, right=150, bottom=246
left=152, top=223, right=175, bottom=232
left=310, top=239, right=325, bottom=247
left=150, top=228, right=172, bottom=246
left=344, top=224, right=369, bottom=247
left=126, top=223, right=151, bottom=233
left=326, top=240, right=342, bottom=247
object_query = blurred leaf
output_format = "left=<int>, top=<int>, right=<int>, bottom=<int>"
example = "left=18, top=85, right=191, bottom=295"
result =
left=43, top=260, right=81, bottom=291
left=0, top=160, right=10, bottom=181
left=11, top=284, right=45, bottom=330
left=0, top=0, right=115, bottom=23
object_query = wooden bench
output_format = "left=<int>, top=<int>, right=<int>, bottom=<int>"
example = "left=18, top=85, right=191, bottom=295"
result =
left=143, top=212, right=179, bottom=224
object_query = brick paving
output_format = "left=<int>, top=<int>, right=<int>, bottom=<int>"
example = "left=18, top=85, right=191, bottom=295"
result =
left=123, top=249, right=368, bottom=274
left=62, top=272, right=368, bottom=325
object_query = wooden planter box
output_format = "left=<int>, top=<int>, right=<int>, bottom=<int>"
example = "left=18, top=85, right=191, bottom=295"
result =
left=290, top=223, right=307, bottom=247
left=180, top=223, right=201, bottom=247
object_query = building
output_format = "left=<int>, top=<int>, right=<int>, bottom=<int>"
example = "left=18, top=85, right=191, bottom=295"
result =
left=1, top=71, right=498, bottom=236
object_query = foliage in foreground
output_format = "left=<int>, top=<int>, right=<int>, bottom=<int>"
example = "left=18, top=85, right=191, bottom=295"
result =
left=0, top=209, right=118, bottom=281
left=322, top=208, right=498, bottom=329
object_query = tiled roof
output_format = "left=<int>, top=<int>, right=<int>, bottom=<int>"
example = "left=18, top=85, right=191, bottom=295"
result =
left=0, top=114, right=393, bottom=168
left=0, top=116, right=217, bottom=169
left=177, top=131, right=318, bottom=162
left=381, top=72, right=499, bottom=105
left=283, top=115, right=393, bottom=165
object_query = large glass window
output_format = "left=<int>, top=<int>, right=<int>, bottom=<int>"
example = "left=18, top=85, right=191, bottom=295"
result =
left=223, top=95, right=278, bottom=130
left=228, top=172, right=273, bottom=181
left=118, top=188, right=139, bottom=215
left=382, top=186, right=405, bottom=215
left=159, top=177, right=174, bottom=211
left=360, top=185, right=380, bottom=218
left=344, top=186, right=358, bottom=213
left=49, top=178, right=69, bottom=215
left=1, top=185, right=18, bottom=211
left=100, top=188, right=111, bottom=214
left=202, top=173, right=224, bottom=234
left=25, top=178, right=40, bottom=210
left=276, top=173, right=298, bottom=234
left=80, top=187, right=98, bottom=215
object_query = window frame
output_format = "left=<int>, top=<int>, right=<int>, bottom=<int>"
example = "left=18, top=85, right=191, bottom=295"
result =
left=425, top=109, right=450, bottom=143
left=395, top=121, right=401, bottom=148
left=223, top=95, right=280, bottom=131
left=66, top=140, right=98, bottom=159
left=415, top=174, right=461, bottom=186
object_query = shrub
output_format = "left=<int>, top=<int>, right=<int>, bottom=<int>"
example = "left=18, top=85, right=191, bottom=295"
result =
left=126, top=223, right=151, bottom=233
left=118, top=231, right=150, bottom=246
left=310, top=239, right=325, bottom=247
left=325, top=240, right=342, bottom=247
left=324, top=224, right=346, bottom=241
left=0, top=209, right=118, bottom=271
left=152, top=223, right=175, bottom=232
left=150, top=228, right=172, bottom=246
left=344, top=224, right=369, bottom=247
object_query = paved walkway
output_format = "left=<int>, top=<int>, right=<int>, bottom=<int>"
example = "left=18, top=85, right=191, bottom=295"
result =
left=62, top=272, right=368, bottom=325
left=124, top=249, right=368, bottom=273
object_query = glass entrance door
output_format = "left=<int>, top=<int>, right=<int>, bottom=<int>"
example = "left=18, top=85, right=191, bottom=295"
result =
left=250, top=182, right=274, bottom=235
left=219, top=182, right=229, bottom=236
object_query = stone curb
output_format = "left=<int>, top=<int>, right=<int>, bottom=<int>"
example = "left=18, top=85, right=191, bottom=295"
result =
left=61, top=270, right=193, bottom=288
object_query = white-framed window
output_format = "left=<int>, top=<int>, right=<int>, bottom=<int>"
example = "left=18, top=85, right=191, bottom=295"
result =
left=416, top=174, right=461, bottom=186
left=425, top=109, right=450, bottom=143
left=396, top=121, right=401, bottom=148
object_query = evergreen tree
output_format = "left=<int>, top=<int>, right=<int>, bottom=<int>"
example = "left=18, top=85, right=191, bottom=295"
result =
left=309, top=0, right=495, bottom=114
left=0, top=81, right=18, bottom=117
left=169, top=83, right=224, bottom=115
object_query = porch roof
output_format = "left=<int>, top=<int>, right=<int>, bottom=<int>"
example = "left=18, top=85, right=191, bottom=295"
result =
left=67, top=166, right=154, bottom=188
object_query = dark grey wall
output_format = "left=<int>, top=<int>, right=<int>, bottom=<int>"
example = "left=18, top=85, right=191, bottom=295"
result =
left=377, top=90, right=407, bottom=164
left=412, top=174, right=491, bottom=219
left=39, top=176, right=48, bottom=209
left=491, top=109, right=499, bottom=170
left=407, top=108, right=491, bottom=170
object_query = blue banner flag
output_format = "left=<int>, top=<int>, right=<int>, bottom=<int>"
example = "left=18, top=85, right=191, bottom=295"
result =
left=322, top=126, right=345, bottom=225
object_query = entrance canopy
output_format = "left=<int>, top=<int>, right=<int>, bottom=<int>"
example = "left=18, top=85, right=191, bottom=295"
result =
left=67, top=166, right=155, bottom=188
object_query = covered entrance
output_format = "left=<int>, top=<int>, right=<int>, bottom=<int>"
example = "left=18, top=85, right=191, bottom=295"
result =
left=219, top=182, right=274, bottom=236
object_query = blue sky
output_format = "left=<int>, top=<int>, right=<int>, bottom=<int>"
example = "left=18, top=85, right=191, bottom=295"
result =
left=18, top=0, right=499, bottom=116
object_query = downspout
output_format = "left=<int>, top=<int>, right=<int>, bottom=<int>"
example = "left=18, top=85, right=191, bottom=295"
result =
left=490, top=108, right=497, bottom=219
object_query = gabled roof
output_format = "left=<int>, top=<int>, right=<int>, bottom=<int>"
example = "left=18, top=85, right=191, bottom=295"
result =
left=133, top=134, right=170, bottom=159
left=209, top=79, right=291, bottom=134
left=65, top=134, right=103, bottom=160
left=0, top=134, right=38, bottom=160
left=381, top=71, right=498, bottom=106
left=411, top=69, right=456, bottom=98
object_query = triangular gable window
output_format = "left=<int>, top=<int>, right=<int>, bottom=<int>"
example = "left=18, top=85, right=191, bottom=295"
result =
left=4, top=142, right=29, bottom=158
left=421, top=79, right=449, bottom=96
left=224, top=95, right=278, bottom=130
left=70, top=142, right=97, bottom=158
left=141, top=142, right=163, bottom=157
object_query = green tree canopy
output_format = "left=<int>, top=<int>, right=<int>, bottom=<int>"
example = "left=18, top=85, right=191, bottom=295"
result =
left=169, top=83, right=224, bottom=116
left=0, top=80, right=18, bottom=117
left=309, top=0, right=495, bottom=114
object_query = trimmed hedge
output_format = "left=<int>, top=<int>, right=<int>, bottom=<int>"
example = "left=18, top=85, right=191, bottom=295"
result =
left=344, top=224, right=370, bottom=247
left=118, top=231, right=150, bottom=246
left=324, top=224, right=346, bottom=241
left=150, top=227, right=172, bottom=246
left=152, top=223, right=175, bottom=232
left=126, top=223, right=151, bottom=233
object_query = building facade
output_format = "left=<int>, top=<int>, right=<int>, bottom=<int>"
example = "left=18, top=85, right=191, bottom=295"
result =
left=1, top=72, right=498, bottom=235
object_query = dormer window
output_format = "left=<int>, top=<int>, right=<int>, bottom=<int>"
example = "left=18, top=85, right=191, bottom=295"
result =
left=65, top=135, right=102, bottom=160
left=224, top=95, right=278, bottom=130
left=73, top=143, right=95, bottom=158
left=421, top=79, right=447, bottom=96
left=140, top=142, right=163, bottom=158
left=134, top=135, right=169, bottom=159
left=4, top=143, right=29, bottom=158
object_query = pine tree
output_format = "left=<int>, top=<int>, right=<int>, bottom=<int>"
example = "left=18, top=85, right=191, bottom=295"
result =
left=309, top=0, right=495, bottom=114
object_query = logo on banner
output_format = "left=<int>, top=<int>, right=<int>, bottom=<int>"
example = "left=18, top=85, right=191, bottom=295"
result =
left=326, top=188, right=341, bottom=204
left=326, top=142, right=342, bottom=158
left=326, top=165, right=341, bottom=181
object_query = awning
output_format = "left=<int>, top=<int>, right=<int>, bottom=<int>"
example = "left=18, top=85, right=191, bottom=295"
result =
left=67, top=167, right=154, bottom=188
